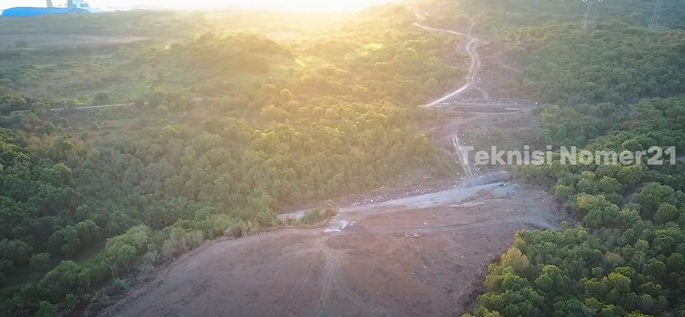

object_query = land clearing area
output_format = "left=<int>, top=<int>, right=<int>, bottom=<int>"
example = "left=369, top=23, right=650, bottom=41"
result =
left=101, top=182, right=562, bottom=317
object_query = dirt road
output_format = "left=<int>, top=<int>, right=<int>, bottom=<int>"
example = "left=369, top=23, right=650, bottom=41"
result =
left=12, top=98, right=209, bottom=115
left=415, top=18, right=486, bottom=178
left=452, top=132, right=475, bottom=180
left=0, top=34, right=146, bottom=49
left=102, top=182, right=561, bottom=317
left=11, top=103, right=133, bottom=115
left=418, top=17, right=488, bottom=108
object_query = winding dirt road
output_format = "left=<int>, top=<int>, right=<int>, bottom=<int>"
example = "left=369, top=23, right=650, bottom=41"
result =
left=415, top=16, right=491, bottom=179
left=417, top=16, right=488, bottom=108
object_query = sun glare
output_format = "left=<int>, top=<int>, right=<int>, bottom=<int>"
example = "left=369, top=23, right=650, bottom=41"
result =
left=82, top=0, right=401, bottom=12
left=221, top=0, right=391, bottom=12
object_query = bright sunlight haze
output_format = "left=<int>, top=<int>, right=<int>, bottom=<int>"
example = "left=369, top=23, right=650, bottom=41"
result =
left=2, top=0, right=404, bottom=12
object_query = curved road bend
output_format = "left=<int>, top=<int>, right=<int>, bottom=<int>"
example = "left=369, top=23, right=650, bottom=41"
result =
left=415, top=17, right=487, bottom=108
left=415, top=16, right=488, bottom=180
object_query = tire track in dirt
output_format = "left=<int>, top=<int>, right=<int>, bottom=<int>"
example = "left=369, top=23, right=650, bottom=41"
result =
left=311, top=247, right=336, bottom=317
left=310, top=239, right=392, bottom=317
left=264, top=248, right=320, bottom=316
left=474, top=85, right=490, bottom=100
left=452, top=132, right=474, bottom=179
left=351, top=208, right=560, bottom=236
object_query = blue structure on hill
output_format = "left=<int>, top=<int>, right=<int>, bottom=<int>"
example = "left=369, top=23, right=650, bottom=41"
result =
left=2, top=1, right=92, bottom=17
left=2, top=7, right=91, bottom=17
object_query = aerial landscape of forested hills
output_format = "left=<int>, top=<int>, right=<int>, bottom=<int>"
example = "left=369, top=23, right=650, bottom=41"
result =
left=0, top=4, right=461, bottom=315
left=452, top=1, right=685, bottom=316
left=1, top=0, right=685, bottom=316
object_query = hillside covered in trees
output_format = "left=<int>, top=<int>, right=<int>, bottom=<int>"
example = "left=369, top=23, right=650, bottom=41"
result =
left=466, top=98, right=685, bottom=317
left=451, top=0, right=685, bottom=316
left=0, top=5, right=463, bottom=316
left=3, top=0, right=685, bottom=316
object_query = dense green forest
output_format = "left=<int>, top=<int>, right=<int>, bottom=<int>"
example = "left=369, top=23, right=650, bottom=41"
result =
left=0, top=5, right=463, bottom=316
left=508, top=23, right=685, bottom=106
left=457, top=0, right=685, bottom=316
left=466, top=99, right=685, bottom=317
left=4, top=0, right=685, bottom=315
left=426, top=0, right=685, bottom=36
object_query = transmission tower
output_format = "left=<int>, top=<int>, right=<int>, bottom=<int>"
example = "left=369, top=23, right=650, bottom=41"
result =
left=582, top=0, right=605, bottom=32
left=648, top=0, right=663, bottom=30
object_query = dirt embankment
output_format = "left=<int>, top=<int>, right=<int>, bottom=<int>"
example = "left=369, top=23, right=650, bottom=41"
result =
left=101, top=182, right=562, bottom=317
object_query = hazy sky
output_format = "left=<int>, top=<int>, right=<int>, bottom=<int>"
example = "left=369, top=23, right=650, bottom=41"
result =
left=1, top=0, right=402, bottom=11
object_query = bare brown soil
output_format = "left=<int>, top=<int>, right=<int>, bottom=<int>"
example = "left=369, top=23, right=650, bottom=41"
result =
left=101, top=183, right=562, bottom=317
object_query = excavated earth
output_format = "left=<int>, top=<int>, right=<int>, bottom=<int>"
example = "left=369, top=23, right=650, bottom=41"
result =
left=102, top=182, right=562, bottom=317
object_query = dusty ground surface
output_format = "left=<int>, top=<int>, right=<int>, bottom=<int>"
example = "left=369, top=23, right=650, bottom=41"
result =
left=101, top=182, right=562, bottom=317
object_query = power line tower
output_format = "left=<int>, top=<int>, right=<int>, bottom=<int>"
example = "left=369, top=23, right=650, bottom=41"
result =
left=648, top=0, right=664, bottom=30
left=582, top=0, right=605, bottom=32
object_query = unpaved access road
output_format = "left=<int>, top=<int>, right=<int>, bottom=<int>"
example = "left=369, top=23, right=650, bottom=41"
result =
left=102, top=182, right=562, bottom=317
left=418, top=16, right=487, bottom=108
left=415, top=15, right=496, bottom=178
left=0, top=34, right=146, bottom=48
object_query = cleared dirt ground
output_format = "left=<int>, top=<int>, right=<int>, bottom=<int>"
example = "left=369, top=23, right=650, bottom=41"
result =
left=102, top=182, right=562, bottom=317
